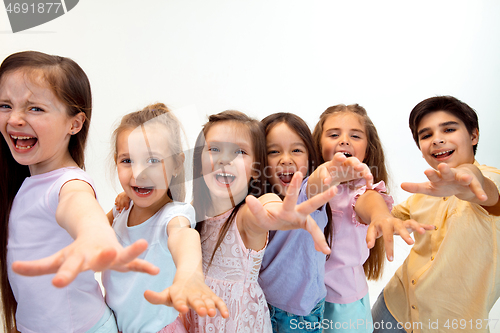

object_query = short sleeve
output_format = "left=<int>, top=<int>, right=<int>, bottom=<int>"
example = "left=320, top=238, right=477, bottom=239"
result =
left=351, top=180, right=394, bottom=225
left=481, top=165, right=500, bottom=193
left=46, top=169, right=95, bottom=214
left=162, top=202, right=196, bottom=229
left=392, top=197, right=411, bottom=221
left=297, top=177, right=326, bottom=211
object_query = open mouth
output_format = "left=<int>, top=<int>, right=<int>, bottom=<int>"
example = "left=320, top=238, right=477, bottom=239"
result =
left=278, top=172, right=294, bottom=186
left=432, top=150, right=454, bottom=159
left=11, top=135, right=38, bottom=150
left=132, top=186, right=154, bottom=196
left=337, top=151, right=352, bottom=158
left=215, top=172, right=236, bottom=186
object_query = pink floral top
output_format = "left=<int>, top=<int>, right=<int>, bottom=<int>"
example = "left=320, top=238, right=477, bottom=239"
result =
left=185, top=208, right=272, bottom=333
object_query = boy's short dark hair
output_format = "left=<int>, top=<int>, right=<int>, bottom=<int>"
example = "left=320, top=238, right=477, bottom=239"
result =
left=409, top=96, right=479, bottom=155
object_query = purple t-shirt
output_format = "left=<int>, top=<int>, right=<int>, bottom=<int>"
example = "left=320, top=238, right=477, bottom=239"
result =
left=7, top=167, right=106, bottom=333
left=259, top=178, right=328, bottom=316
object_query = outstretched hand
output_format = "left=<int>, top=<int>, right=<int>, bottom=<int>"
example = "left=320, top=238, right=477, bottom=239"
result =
left=318, top=152, right=373, bottom=188
left=366, top=215, right=435, bottom=261
left=245, top=171, right=337, bottom=255
left=401, top=163, right=488, bottom=202
left=12, top=237, right=159, bottom=288
left=144, top=272, right=229, bottom=319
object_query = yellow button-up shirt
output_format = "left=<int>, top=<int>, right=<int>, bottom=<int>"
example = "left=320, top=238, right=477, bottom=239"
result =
left=384, top=163, right=500, bottom=333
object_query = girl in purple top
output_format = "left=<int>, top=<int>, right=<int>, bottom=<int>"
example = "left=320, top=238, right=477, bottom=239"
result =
left=312, top=104, right=432, bottom=332
left=0, top=51, right=157, bottom=333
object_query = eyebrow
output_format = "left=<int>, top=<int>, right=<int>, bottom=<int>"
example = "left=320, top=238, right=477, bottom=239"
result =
left=325, top=128, right=365, bottom=134
left=267, top=142, right=307, bottom=148
left=208, top=140, right=252, bottom=151
left=417, top=121, right=460, bottom=136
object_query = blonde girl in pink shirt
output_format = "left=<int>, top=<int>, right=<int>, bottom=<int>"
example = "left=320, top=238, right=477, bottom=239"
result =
left=312, top=104, right=433, bottom=332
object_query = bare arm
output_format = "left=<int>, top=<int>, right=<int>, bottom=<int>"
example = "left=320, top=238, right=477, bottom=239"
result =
left=12, top=179, right=159, bottom=287
left=144, top=216, right=229, bottom=318
left=358, top=190, right=434, bottom=261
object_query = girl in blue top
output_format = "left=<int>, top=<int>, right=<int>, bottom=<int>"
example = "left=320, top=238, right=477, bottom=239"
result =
left=103, top=103, right=229, bottom=333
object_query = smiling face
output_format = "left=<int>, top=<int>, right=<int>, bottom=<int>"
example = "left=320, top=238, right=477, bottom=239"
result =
left=266, top=122, right=309, bottom=197
left=116, top=124, right=179, bottom=212
left=0, top=70, right=81, bottom=175
left=416, top=110, right=478, bottom=169
left=320, top=112, right=368, bottom=163
left=201, top=122, right=255, bottom=211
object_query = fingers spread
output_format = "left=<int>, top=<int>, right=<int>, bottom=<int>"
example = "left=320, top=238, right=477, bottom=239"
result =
left=52, top=253, right=85, bottom=288
left=304, top=215, right=330, bottom=255
left=282, top=172, right=303, bottom=212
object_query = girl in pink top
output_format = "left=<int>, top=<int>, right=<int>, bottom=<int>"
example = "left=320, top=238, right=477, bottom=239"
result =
left=0, top=51, right=157, bottom=333
left=184, top=111, right=336, bottom=332
left=312, top=104, right=432, bottom=332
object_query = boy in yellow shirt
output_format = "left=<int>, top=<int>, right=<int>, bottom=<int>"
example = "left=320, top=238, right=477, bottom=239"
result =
left=369, top=96, right=500, bottom=333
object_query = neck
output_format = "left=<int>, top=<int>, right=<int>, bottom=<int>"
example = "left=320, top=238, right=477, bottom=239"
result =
left=29, top=152, right=78, bottom=175
left=128, top=195, right=172, bottom=227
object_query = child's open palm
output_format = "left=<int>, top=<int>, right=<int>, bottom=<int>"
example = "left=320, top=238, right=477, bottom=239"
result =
left=401, top=163, right=488, bottom=202
left=319, top=152, right=373, bottom=187
left=245, top=171, right=337, bottom=255
left=144, top=271, right=229, bottom=318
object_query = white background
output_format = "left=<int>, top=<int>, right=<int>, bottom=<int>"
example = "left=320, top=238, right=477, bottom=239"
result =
left=1, top=1, right=500, bottom=331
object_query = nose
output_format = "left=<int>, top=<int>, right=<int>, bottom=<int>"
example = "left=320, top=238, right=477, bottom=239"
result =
left=432, top=137, right=445, bottom=145
left=7, top=109, right=26, bottom=127
left=132, top=162, right=149, bottom=181
left=280, top=152, right=293, bottom=166
left=339, top=134, right=350, bottom=146
left=216, top=150, right=233, bottom=167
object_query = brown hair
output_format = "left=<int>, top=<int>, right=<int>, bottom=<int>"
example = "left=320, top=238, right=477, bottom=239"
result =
left=112, top=103, right=186, bottom=202
left=312, top=104, right=388, bottom=280
left=193, top=111, right=267, bottom=267
left=0, top=51, right=92, bottom=331
left=409, top=95, right=479, bottom=155
left=261, top=113, right=333, bottom=254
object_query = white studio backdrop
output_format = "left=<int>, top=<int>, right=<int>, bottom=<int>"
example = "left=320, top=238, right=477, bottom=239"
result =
left=1, top=0, right=500, bottom=330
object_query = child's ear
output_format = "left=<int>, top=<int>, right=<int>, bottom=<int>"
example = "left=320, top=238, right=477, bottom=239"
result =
left=471, top=128, right=479, bottom=145
left=69, top=112, right=85, bottom=135
left=174, top=152, right=186, bottom=175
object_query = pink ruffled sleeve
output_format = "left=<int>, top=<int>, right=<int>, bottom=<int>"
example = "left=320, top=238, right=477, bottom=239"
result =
left=350, top=180, right=394, bottom=226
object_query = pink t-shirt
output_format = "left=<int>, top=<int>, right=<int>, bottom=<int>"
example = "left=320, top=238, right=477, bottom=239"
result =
left=7, top=167, right=106, bottom=333
left=324, top=180, right=393, bottom=304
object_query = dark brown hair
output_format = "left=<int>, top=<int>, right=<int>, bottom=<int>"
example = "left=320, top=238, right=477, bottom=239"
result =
left=112, top=103, right=186, bottom=202
left=193, top=111, right=267, bottom=267
left=261, top=112, right=334, bottom=252
left=0, top=51, right=92, bottom=331
left=312, top=104, right=388, bottom=280
left=409, top=96, right=479, bottom=155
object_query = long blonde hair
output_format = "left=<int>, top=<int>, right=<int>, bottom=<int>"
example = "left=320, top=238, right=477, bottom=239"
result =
left=312, top=104, right=388, bottom=280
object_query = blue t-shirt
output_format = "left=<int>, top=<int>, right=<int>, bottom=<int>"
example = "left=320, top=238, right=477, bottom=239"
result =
left=102, top=201, right=195, bottom=333
left=258, top=178, right=329, bottom=315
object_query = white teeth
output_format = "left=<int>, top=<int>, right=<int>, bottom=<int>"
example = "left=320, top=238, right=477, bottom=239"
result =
left=434, top=150, right=453, bottom=156
left=281, top=172, right=294, bottom=176
left=217, top=173, right=234, bottom=178
left=15, top=145, right=33, bottom=149
left=11, top=135, right=35, bottom=140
